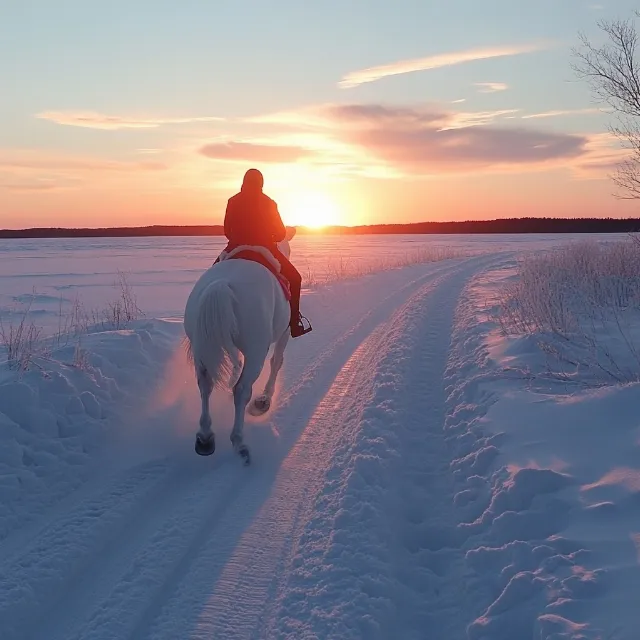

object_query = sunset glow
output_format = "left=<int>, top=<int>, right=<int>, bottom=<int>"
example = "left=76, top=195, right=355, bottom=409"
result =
left=2, top=1, right=639, bottom=229
left=279, top=190, right=342, bottom=229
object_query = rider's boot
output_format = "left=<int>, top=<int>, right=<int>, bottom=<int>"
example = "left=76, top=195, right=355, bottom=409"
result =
left=291, top=313, right=312, bottom=338
left=290, top=299, right=312, bottom=338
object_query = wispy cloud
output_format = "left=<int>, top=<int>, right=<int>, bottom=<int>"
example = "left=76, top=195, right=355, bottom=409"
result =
left=1, top=181, right=65, bottom=192
left=0, top=150, right=168, bottom=173
left=338, top=43, right=548, bottom=88
left=0, top=176, right=83, bottom=192
left=570, top=133, right=628, bottom=179
left=475, top=82, right=508, bottom=93
left=243, top=109, right=333, bottom=130
left=446, top=109, right=520, bottom=128
left=199, top=141, right=314, bottom=163
left=321, top=104, right=519, bottom=129
left=323, top=104, right=449, bottom=128
left=521, top=107, right=608, bottom=119
left=36, top=111, right=224, bottom=130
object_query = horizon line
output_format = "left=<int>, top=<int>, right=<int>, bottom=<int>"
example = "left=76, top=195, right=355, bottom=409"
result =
left=2, top=216, right=640, bottom=237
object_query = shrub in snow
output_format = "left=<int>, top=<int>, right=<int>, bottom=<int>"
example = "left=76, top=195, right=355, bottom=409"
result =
left=0, top=271, right=143, bottom=374
left=0, top=296, right=44, bottom=371
left=99, top=270, right=143, bottom=330
left=496, top=237, right=640, bottom=385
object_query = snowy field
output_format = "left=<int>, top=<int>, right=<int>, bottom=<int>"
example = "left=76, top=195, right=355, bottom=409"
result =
left=0, top=232, right=639, bottom=639
left=0, top=233, right=621, bottom=334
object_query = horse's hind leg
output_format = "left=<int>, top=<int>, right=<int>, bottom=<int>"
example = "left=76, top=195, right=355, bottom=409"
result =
left=229, top=349, right=243, bottom=388
left=195, top=366, right=215, bottom=456
left=253, top=330, right=289, bottom=415
left=230, top=350, right=267, bottom=464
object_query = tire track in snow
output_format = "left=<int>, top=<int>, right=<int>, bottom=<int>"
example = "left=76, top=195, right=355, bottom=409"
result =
left=0, top=456, right=180, bottom=640
left=36, top=456, right=244, bottom=640
left=0, top=455, right=170, bottom=566
left=65, top=456, right=263, bottom=640
left=272, top=258, right=467, bottom=415
left=0, top=450, right=236, bottom=640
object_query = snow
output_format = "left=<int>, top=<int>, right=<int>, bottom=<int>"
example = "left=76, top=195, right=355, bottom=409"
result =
left=0, top=233, right=638, bottom=639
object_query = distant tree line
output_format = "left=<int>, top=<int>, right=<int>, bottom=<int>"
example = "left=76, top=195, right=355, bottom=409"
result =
left=2, top=218, right=640, bottom=238
left=0, top=225, right=227, bottom=239
left=323, top=217, right=640, bottom=235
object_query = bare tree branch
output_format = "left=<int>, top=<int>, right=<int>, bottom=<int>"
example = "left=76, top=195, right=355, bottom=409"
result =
left=572, top=18, right=640, bottom=115
left=572, top=12, right=640, bottom=199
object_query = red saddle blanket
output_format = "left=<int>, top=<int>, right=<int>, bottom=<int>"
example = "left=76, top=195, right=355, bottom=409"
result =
left=226, top=250, right=292, bottom=301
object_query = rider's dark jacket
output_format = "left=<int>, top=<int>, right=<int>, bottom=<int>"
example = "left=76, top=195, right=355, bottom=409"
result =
left=223, top=188, right=286, bottom=252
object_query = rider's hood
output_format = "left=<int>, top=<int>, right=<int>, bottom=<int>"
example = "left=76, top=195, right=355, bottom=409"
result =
left=241, top=168, right=264, bottom=192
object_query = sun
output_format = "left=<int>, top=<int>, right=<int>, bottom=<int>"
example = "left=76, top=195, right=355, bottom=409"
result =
left=280, top=190, right=341, bottom=229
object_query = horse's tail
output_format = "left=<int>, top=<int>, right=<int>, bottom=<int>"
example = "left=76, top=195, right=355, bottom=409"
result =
left=192, top=281, right=238, bottom=389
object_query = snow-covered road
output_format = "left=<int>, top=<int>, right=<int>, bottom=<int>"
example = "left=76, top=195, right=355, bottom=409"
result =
left=2, top=251, right=626, bottom=640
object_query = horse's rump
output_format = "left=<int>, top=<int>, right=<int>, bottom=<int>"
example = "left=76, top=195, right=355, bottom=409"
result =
left=220, top=245, right=292, bottom=301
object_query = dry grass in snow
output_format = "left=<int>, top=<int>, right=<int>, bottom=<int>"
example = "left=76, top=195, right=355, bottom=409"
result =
left=0, top=271, right=143, bottom=372
left=496, top=236, right=640, bottom=385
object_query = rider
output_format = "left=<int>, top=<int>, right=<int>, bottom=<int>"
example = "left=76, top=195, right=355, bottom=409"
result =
left=219, top=168, right=311, bottom=338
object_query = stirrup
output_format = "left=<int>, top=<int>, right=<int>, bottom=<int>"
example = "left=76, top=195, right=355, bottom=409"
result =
left=291, top=313, right=313, bottom=338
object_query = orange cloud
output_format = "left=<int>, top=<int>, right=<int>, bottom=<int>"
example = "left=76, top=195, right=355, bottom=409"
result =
left=199, top=141, right=315, bottom=163
left=339, top=43, right=548, bottom=88
left=36, top=111, right=224, bottom=130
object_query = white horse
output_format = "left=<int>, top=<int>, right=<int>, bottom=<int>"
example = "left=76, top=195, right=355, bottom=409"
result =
left=183, top=227, right=298, bottom=464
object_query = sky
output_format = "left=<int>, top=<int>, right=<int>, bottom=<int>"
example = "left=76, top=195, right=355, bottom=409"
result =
left=2, top=0, right=640, bottom=229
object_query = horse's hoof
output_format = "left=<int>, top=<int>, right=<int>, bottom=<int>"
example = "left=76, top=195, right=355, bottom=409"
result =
left=249, top=395, right=271, bottom=416
left=238, top=445, right=251, bottom=465
left=195, top=434, right=216, bottom=456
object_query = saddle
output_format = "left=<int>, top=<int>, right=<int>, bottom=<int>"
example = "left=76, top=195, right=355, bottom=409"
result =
left=216, top=246, right=292, bottom=301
